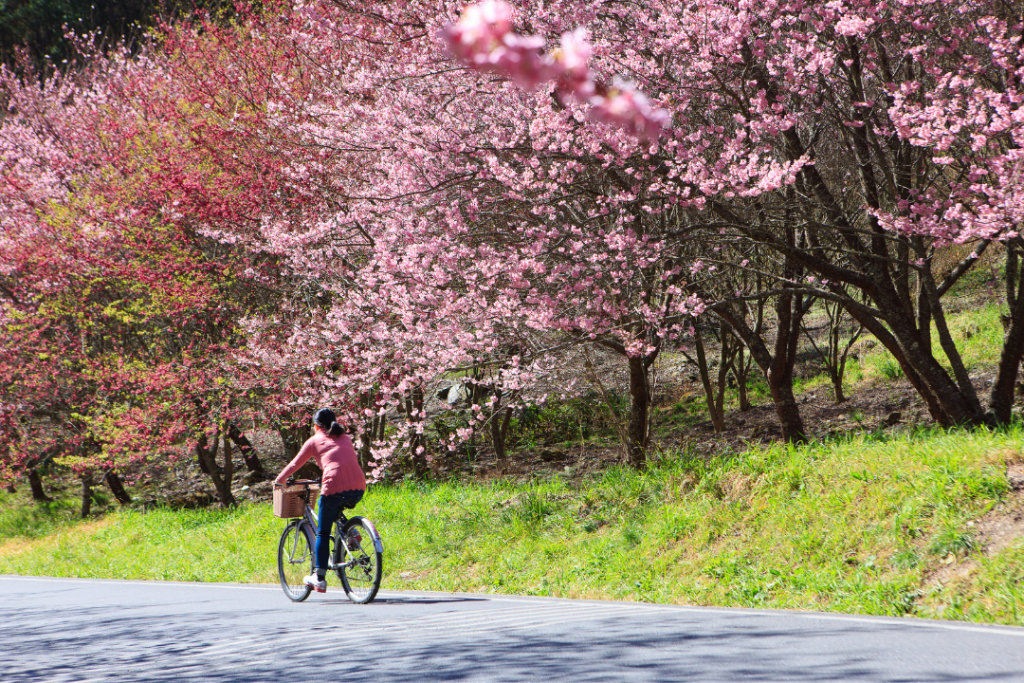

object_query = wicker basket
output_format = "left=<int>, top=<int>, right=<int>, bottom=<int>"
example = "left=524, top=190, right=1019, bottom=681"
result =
left=273, top=483, right=320, bottom=518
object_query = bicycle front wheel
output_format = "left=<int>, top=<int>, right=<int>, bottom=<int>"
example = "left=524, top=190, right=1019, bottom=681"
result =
left=278, top=521, right=314, bottom=602
left=337, top=517, right=382, bottom=604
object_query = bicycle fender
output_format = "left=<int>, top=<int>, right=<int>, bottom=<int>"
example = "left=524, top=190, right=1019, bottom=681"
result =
left=348, top=516, right=383, bottom=553
left=292, top=519, right=314, bottom=541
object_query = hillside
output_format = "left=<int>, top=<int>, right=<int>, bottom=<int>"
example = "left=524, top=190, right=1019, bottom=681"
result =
left=1, top=428, right=1022, bottom=626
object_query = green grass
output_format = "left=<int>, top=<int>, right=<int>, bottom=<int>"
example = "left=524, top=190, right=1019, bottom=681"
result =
left=0, top=500, right=284, bottom=583
left=0, top=493, right=85, bottom=541
left=2, top=428, right=1022, bottom=626
left=948, top=303, right=1005, bottom=372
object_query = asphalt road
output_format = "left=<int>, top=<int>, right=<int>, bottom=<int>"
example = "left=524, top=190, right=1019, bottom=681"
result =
left=2, top=575, right=1024, bottom=682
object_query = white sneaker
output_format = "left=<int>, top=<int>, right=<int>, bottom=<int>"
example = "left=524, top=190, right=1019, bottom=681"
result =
left=304, top=574, right=327, bottom=593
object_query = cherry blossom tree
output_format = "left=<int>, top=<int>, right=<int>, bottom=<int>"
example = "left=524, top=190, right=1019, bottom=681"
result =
left=153, top=0, right=704, bottom=467
left=10, top=0, right=1024, bottom=499
left=445, top=0, right=1024, bottom=430
left=0, top=47, right=275, bottom=506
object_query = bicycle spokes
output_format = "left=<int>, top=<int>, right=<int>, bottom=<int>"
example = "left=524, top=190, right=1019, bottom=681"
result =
left=278, top=523, right=314, bottom=602
left=338, top=519, right=382, bottom=603
left=289, top=529, right=307, bottom=563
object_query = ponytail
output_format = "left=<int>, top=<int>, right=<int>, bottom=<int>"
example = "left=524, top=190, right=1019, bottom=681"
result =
left=328, top=422, right=343, bottom=437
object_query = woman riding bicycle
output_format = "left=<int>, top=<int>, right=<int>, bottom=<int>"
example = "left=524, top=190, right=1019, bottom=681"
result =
left=274, top=407, right=366, bottom=593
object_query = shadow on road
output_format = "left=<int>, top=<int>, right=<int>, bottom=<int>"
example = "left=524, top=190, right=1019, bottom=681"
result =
left=315, top=595, right=488, bottom=606
left=3, top=600, right=1024, bottom=683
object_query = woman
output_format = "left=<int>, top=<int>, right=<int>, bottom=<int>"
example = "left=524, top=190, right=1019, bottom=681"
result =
left=274, top=407, right=366, bottom=593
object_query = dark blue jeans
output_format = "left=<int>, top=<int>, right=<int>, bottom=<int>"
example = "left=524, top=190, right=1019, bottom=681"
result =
left=315, top=490, right=364, bottom=574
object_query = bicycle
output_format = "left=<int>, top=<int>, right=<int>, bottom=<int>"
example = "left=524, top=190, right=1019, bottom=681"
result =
left=275, top=479, right=383, bottom=604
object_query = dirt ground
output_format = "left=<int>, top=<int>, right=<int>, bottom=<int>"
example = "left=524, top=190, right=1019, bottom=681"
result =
left=924, top=459, right=1024, bottom=591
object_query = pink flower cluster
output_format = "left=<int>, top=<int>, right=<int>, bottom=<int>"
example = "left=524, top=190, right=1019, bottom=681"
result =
left=440, top=0, right=555, bottom=90
left=589, top=78, right=672, bottom=142
left=441, top=1, right=670, bottom=141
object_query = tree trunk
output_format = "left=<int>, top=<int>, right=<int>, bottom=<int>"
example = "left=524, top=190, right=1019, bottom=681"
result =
left=5, top=482, right=15, bottom=494
left=736, top=345, right=752, bottom=411
left=488, top=387, right=515, bottom=466
left=358, top=425, right=372, bottom=472
left=831, top=374, right=846, bottom=404
left=767, top=370, right=805, bottom=442
left=921, top=267, right=982, bottom=416
left=491, top=406, right=513, bottom=465
left=104, top=470, right=132, bottom=505
left=843, top=304, right=949, bottom=423
left=28, top=468, right=53, bottom=502
left=713, top=298, right=807, bottom=443
left=886, top=312, right=981, bottom=425
left=715, top=328, right=735, bottom=421
left=279, top=424, right=311, bottom=461
left=223, top=429, right=234, bottom=494
left=80, top=471, right=94, bottom=518
left=694, top=326, right=725, bottom=432
left=990, top=257, right=1024, bottom=423
left=227, top=423, right=264, bottom=476
left=196, top=445, right=218, bottom=476
left=829, top=334, right=847, bottom=403
left=357, top=391, right=383, bottom=472
left=625, top=356, right=650, bottom=468
left=833, top=236, right=984, bottom=426
left=405, top=387, right=428, bottom=478
left=768, top=290, right=808, bottom=443
left=196, top=429, right=236, bottom=507
left=829, top=318, right=846, bottom=403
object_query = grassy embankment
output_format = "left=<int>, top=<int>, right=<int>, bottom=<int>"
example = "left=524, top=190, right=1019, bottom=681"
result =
left=2, top=427, right=1022, bottom=626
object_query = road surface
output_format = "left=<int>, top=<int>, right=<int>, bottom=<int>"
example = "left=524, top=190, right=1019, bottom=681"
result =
left=2, top=575, right=1023, bottom=682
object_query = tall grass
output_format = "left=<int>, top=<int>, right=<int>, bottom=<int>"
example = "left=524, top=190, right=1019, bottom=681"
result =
left=0, top=501, right=283, bottom=583
left=1, top=428, right=1021, bottom=625
left=0, top=494, right=82, bottom=541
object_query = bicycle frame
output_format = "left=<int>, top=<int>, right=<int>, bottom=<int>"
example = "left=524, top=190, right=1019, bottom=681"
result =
left=294, top=487, right=360, bottom=571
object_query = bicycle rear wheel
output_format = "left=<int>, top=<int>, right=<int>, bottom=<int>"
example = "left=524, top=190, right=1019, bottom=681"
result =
left=278, top=521, right=314, bottom=602
left=337, top=517, right=382, bottom=604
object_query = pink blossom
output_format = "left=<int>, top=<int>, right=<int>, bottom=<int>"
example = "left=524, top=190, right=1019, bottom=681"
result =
left=835, top=15, right=873, bottom=38
left=441, top=2, right=668, bottom=140
left=589, top=79, right=671, bottom=141
left=554, top=28, right=594, bottom=98
left=440, top=0, right=557, bottom=90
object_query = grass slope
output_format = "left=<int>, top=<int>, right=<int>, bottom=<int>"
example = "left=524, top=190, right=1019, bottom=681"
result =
left=2, top=428, right=1022, bottom=625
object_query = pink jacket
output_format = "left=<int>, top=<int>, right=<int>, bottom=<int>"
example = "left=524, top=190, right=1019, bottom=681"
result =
left=275, top=432, right=366, bottom=496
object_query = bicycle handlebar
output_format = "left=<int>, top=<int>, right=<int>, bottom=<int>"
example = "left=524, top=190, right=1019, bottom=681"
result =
left=275, top=478, right=322, bottom=487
